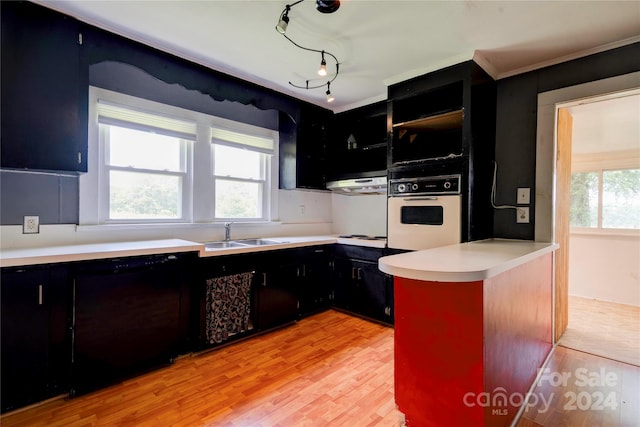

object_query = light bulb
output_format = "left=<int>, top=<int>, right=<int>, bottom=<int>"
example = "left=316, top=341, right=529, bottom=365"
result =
left=276, top=15, right=289, bottom=34
left=318, top=59, right=327, bottom=76
left=326, top=89, right=334, bottom=103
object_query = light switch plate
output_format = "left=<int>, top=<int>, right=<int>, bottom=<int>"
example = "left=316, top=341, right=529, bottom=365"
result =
left=517, top=188, right=531, bottom=205
left=23, top=215, right=40, bottom=234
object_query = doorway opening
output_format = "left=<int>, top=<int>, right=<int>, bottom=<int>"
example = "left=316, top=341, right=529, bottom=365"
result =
left=554, top=89, right=639, bottom=366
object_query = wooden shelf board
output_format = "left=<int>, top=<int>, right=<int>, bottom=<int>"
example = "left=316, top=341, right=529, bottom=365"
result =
left=393, top=109, right=464, bottom=132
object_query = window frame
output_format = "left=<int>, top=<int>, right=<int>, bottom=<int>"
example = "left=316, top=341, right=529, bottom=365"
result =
left=80, top=86, right=279, bottom=226
left=211, top=140, right=270, bottom=221
left=570, top=150, right=640, bottom=235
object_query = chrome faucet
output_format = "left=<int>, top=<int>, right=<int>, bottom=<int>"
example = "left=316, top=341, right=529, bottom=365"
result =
left=224, top=222, right=233, bottom=241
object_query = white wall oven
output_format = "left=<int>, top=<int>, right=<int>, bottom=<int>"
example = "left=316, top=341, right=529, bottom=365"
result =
left=387, top=174, right=462, bottom=251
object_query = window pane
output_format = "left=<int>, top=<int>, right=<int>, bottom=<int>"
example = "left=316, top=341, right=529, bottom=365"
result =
left=570, top=172, right=598, bottom=227
left=109, top=170, right=182, bottom=219
left=602, top=169, right=640, bottom=229
left=215, top=180, right=262, bottom=219
left=106, top=125, right=185, bottom=172
left=213, top=144, right=263, bottom=179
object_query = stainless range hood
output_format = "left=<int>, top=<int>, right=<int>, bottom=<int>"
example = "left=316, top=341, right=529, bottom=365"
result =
left=326, top=176, right=387, bottom=195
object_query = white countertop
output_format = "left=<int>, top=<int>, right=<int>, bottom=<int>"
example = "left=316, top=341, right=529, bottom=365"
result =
left=0, top=235, right=387, bottom=267
left=378, top=239, right=559, bottom=282
left=0, top=239, right=204, bottom=268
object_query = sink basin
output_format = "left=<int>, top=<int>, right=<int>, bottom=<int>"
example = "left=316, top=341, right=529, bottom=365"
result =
left=234, top=238, right=287, bottom=246
left=204, top=241, right=250, bottom=249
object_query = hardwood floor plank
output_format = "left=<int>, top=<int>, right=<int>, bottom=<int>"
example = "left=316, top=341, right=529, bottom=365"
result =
left=517, top=346, right=640, bottom=427
left=1, top=310, right=399, bottom=427
left=560, top=296, right=640, bottom=366
left=5, top=309, right=635, bottom=426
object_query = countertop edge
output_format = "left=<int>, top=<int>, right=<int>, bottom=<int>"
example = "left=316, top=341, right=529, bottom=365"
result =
left=378, top=240, right=559, bottom=282
left=0, top=239, right=204, bottom=268
left=1, top=236, right=388, bottom=267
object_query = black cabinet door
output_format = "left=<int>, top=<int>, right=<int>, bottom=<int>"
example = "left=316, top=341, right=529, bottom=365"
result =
left=1, top=266, right=69, bottom=413
left=279, top=106, right=330, bottom=190
left=328, top=101, right=388, bottom=180
left=295, top=247, right=332, bottom=317
left=332, top=254, right=392, bottom=325
left=1, top=1, right=87, bottom=173
left=332, top=257, right=359, bottom=312
left=353, top=260, right=388, bottom=321
left=254, top=253, right=299, bottom=330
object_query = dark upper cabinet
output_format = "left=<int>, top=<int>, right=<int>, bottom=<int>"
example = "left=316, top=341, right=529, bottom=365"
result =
left=327, top=101, right=389, bottom=181
left=1, top=1, right=88, bottom=173
left=1, top=265, right=70, bottom=413
left=279, top=105, right=332, bottom=190
left=388, top=61, right=496, bottom=242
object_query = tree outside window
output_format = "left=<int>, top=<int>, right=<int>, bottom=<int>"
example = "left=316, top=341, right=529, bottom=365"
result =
left=570, top=168, right=640, bottom=229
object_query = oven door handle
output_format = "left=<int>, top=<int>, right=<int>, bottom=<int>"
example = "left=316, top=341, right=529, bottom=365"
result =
left=403, top=196, right=439, bottom=201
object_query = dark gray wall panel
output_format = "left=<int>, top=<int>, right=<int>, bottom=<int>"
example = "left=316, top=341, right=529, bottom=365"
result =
left=90, top=62, right=278, bottom=131
left=493, top=73, right=538, bottom=239
left=59, top=176, right=79, bottom=224
left=0, top=171, right=78, bottom=225
left=493, top=42, right=640, bottom=239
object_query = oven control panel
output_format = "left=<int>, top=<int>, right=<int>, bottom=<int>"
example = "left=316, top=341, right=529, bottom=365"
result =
left=389, top=174, right=461, bottom=196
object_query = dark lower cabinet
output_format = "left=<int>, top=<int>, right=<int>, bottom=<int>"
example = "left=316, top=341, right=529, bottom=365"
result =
left=0, top=265, right=70, bottom=413
left=333, top=246, right=393, bottom=325
left=72, top=254, right=191, bottom=395
left=254, top=268, right=299, bottom=331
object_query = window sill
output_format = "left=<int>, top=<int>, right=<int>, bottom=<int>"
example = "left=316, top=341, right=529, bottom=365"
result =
left=76, top=221, right=282, bottom=232
left=570, top=228, right=640, bottom=238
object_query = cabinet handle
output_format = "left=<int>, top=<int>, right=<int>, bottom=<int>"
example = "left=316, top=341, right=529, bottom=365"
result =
left=77, top=152, right=82, bottom=164
left=38, top=284, right=43, bottom=305
left=357, top=268, right=362, bottom=281
left=301, top=265, right=306, bottom=277
left=351, top=267, right=355, bottom=280
left=262, top=272, right=267, bottom=287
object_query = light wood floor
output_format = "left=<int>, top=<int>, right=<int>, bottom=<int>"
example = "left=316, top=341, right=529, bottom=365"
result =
left=3, top=309, right=638, bottom=427
left=559, top=296, right=640, bottom=366
left=1, top=310, right=403, bottom=427
left=516, top=346, right=640, bottom=427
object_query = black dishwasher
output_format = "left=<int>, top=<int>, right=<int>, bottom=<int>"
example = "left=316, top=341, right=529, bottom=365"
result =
left=72, top=253, right=191, bottom=395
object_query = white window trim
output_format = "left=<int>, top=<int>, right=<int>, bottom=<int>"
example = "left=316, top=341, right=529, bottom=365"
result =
left=569, top=165, right=640, bottom=234
left=80, top=86, right=279, bottom=226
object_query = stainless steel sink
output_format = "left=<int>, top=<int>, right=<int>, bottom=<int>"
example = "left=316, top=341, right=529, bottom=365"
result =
left=204, top=238, right=287, bottom=250
left=204, top=241, right=250, bottom=249
left=234, top=238, right=287, bottom=246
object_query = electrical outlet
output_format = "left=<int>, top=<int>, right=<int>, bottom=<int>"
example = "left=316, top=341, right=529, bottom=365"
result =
left=23, top=215, right=40, bottom=234
left=517, top=187, right=530, bottom=205
left=516, top=207, right=529, bottom=224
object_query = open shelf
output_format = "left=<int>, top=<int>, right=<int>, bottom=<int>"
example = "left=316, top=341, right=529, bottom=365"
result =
left=393, top=109, right=464, bottom=132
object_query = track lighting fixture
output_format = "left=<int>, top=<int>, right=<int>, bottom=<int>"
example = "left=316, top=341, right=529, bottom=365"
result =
left=316, top=0, right=340, bottom=14
left=275, top=0, right=341, bottom=102
left=275, top=7, right=289, bottom=34
left=326, top=82, right=334, bottom=103
left=318, top=51, right=327, bottom=76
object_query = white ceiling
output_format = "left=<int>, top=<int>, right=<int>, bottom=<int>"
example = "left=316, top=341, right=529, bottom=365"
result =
left=569, top=92, right=640, bottom=155
left=40, top=0, right=640, bottom=112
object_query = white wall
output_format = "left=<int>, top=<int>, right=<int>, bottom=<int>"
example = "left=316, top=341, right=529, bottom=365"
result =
left=569, top=233, right=640, bottom=306
left=0, top=189, right=334, bottom=249
left=331, top=193, right=387, bottom=237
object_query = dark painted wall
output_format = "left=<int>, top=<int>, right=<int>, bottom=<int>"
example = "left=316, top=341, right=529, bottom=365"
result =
left=493, top=42, right=640, bottom=239
left=0, top=171, right=79, bottom=225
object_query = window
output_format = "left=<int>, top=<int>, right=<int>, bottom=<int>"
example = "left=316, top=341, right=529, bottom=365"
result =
left=212, top=128, right=274, bottom=221
left=570, top=168, right=640, bottom=230
left=98, top=102, right=195, bottom=222
left=81, top=87, right=278, bottom=225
